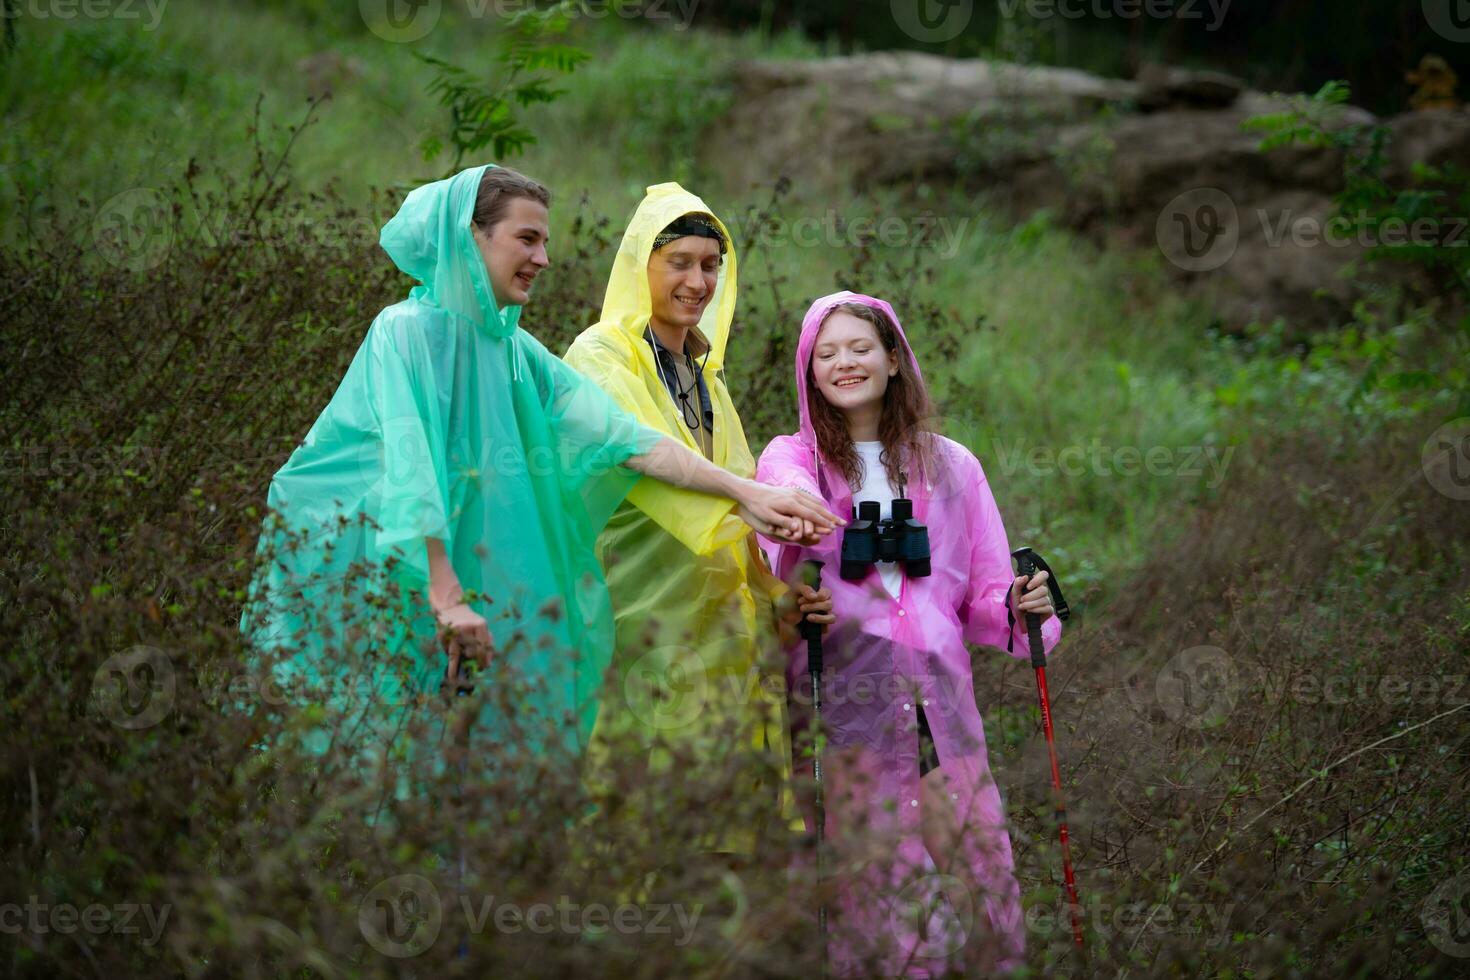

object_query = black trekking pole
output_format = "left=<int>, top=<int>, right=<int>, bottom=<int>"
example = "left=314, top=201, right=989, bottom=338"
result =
left=1010, top=547, right=1083, bottom=950
left=797, top=559, right=829, bottom=974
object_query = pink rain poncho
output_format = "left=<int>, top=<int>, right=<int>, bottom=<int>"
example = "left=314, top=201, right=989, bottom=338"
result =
left=756, top=291, right=1061, bottom=977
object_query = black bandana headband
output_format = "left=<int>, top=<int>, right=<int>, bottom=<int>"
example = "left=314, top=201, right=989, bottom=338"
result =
left=651, top=213, right=728, bottom=254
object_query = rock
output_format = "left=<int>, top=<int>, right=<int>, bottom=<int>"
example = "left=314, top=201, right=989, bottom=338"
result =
left=702, top=52, right=1459, bottom=334
left=1135, top=63, right=1244, bottom=111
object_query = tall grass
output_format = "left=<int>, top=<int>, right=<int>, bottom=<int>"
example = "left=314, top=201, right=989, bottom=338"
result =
left=4, top=4, right=1469, bottom=976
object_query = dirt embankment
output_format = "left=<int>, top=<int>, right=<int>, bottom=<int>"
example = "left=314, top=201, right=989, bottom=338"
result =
left=705, top=53, right=1470, bottom=334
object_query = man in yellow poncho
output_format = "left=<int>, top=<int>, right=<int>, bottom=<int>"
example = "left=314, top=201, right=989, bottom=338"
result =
left=565, top=184, right=831, bottom=857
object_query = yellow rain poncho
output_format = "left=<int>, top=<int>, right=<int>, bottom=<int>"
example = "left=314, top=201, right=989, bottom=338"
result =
left=564, top=184, right=795, bottom=848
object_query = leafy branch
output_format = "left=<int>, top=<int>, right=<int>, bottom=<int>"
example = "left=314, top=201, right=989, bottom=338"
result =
left=417, top=0, right=590, bottom=174
left=1245, top=80, right=1469, bottom=299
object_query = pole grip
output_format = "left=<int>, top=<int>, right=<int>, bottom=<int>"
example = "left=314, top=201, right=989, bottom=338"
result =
left=798, top=560, right=825, bottom=675
left=1011, top=546, right=1069, bottom=669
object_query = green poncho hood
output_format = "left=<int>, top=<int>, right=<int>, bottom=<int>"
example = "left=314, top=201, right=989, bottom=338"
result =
left=379, top=165, right=517, bottom=337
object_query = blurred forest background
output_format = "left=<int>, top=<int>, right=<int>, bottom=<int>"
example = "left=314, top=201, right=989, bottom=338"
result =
left=2, top=1, right=1469, bottom=977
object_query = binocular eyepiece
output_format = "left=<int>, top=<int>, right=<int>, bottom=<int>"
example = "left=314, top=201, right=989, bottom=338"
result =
left=839, top=498, right=931, bottom=581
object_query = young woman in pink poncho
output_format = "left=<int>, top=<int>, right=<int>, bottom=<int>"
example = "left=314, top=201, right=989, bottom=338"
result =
left=757, top=291, right=1062, bottom=977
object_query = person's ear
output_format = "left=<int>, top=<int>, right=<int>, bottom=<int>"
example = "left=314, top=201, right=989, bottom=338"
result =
left=888, top=350, right=899, bottom=377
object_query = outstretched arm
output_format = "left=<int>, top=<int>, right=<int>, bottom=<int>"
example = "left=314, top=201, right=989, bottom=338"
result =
left=625, top=436, right=843, bottom=544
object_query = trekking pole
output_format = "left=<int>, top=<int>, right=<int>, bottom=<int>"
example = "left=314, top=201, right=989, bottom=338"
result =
left=797, top=560, right=829, bottom=972
left=1010, top=547, right=1083, bottom=950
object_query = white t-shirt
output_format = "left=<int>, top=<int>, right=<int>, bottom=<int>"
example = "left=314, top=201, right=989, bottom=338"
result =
left=854, top=440, right=904, bottom=600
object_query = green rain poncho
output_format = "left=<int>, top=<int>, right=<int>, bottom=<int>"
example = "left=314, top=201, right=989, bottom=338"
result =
left=564, top=183, right=797, bottom=849
left=241, top=164, right=661, bottom=774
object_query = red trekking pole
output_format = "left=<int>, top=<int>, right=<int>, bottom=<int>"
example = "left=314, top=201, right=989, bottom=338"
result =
left=1010, top=546, right=1083, bottom=950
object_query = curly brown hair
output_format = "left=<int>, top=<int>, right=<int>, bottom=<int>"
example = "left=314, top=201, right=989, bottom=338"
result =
left=805, top=301, right=941, bottom=495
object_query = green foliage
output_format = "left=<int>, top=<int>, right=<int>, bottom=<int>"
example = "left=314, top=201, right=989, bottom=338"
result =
left=3, top=6, right=1469, bottom=977
left=417, top=1, right=590, bottom=174
left=1245, top=80, right=1470, bottom=301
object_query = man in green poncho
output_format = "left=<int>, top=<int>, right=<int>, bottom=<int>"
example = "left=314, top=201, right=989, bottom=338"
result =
left=240, top=165, right=839, bottom=796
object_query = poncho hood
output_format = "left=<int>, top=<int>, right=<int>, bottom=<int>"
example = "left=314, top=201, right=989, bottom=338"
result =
left=792, top=290, right=928, bottom=451
left=597, top=182, right=737, bottom=371
left=379, top=163, right=520, bottom=339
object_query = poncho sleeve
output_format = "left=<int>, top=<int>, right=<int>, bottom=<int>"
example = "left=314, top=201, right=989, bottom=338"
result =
left=958, top=449, right=1062, bottom=658
left=754, top=434, right=828, bottom=588
left=563, top=328, right=748, bottom=557
left=754, top=434, right=822, bottom=498
left=361, top=309, right=455, bottom=586
left=518, top=329, right=663, bottom=527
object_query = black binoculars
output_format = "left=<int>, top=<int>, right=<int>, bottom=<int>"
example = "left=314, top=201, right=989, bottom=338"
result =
left=839, top=499, right=931, bottom=581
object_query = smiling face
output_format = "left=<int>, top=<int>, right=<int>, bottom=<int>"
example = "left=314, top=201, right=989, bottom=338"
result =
left=810, top=310, right=900, bottom=423
left=472, top=196, right=550, bottom=307
left=647, top=235, right=721, bottom=334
